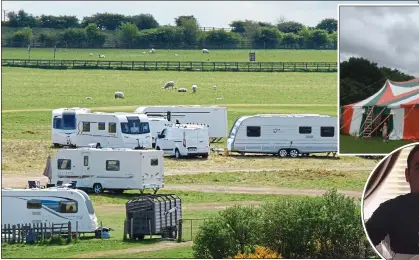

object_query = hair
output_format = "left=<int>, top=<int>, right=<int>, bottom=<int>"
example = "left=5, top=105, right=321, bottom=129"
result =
left=407, top=144, right=419, bottom=169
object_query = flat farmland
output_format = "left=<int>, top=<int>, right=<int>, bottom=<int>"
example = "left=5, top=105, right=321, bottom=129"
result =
left=2, top=48, right=337, bottom=62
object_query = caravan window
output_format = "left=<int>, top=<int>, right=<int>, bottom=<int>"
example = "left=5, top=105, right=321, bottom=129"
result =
left=151, top=158, right=158, bottom=166
left=108, top=122, right=116, bottom=133
left=84, top=156, right=89, bottom=166
left=82, top=122, right=90, bottom=132
left=98, top=122, right=105, bottom=130
left=59, top=201, right=78, bottom=213
left=299, top=127, right=312, bottom=134
left=321, top=127, right=335, bottom=137
left=106, top=160, right=120, bottom=171
left=62, top=112, right=76, bottom=130
left=27, top=200, right=42, bottom=209
left=53, top=116, right=62, bottom=129
left=141, top=122, right=150, bottom=134
left=246, top=126, right=261, bottom=137
left=57, top=159, right=71, bottom=170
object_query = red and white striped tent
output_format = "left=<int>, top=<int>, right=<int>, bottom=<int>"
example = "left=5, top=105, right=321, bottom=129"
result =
left=341, top=78, right=419, bottom=141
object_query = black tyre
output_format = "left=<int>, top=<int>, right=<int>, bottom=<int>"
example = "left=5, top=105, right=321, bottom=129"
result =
left=93, top=183, right=103, bottom=194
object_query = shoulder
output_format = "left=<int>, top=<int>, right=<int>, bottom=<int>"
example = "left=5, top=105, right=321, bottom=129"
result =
left=378, top=194, right=409, bottom=210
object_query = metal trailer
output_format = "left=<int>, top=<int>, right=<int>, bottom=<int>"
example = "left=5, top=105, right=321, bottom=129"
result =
left=125, top=194, right=182, bottom=240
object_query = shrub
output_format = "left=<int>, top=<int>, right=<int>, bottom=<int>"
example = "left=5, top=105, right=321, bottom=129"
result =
left=233, top=246, right=282, bottom=259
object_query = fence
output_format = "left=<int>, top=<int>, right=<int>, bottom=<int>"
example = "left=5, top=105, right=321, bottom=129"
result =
left=1, top=221, right=72, bottom=244
left=1, top=59, right=338, bottom=72
left=180, top=218, right=209, bottom=241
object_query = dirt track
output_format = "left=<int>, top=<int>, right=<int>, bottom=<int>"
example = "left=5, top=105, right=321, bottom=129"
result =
left=1, top=166, right=372, bottom=189
left=73, top=241, right=193, bottom=258
left=1, top=103, right=336, bottom=113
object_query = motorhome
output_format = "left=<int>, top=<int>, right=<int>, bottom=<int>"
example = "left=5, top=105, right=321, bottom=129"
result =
left=2, top=187, right=98, bottom=233
left=155, top=123, right=210, bottom=159
left=52, top=107, right=91, bottom=147
left=72, top=112, right=152, bottom=149
left=134, top=105, right=227, bottom=142
left=49, top=148, right=164, bottom=194
left=226, top=114, right=337, bottom=157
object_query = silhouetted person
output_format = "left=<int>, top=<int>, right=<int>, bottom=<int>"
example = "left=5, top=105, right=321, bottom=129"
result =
left=366, top=145, right=419, bottom=255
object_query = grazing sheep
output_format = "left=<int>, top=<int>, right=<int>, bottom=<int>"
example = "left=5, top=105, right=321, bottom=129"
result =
left=89, top=53, right=94, bottom=56
left=178, top=88, right=187, bottom=92
left=216, top=97, right=224, bottom=100
left=150, top=48, right=155, bottom=53
left=142, top=51, right=146, bottom=54
left=192, top=85, right=197, bottom=93
left=213, top=85, right=216, bottom=90
left=162, top=81, right=175, bottom=89
left=202, top=49, right=209, bottom=53
left=174, top=54, right=179, bottom=56
left=99, top=54, right=105, bottom=58
left=86, top=97, right=92, bottom=100
left=114, top=91, right=125, bottom=99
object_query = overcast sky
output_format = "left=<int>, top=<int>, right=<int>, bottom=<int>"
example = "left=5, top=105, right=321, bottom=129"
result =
left=340, top=5, right=419, bottom=77
left=2, top=1, right=416, bottom=28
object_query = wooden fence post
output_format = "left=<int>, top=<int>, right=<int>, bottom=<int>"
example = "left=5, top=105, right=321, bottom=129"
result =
left=130, top=218, right=134, bottom=240
left=177, top=219, right=182, bottom=242
left=123, top=219, right=127, bottom=241
left=12, top=225, right=16, bottom=243
left=67, top=221, right=72, bottom=243
left=190, top=219, right=193, bottom=241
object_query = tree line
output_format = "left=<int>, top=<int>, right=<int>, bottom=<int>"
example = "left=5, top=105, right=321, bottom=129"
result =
left=3, top=10, right=337, bottom=49
left=340, top=57, right=415, bottom=106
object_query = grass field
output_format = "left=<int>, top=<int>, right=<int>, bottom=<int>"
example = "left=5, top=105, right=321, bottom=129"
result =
left=2, top=48, right=337, bottom=62
left=339, top=135, right=414, bottom=154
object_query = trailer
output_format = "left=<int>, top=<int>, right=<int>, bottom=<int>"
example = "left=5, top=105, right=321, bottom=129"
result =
left=73, top=112, right=152, bottom=149
left=1, top=187, right=98, bottom=233
left=134, top=105, right=227, bottom=142
left=49, top=148, right=164, bottom=194
left=51, top=107, right=91, bottom=147
left=226, top=114, right=338, bottom=157
left=125, top=194, right=182, bottom=240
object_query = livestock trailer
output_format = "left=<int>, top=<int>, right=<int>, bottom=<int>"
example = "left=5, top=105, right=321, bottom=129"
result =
left=134, top=105, right=227, bottom=142
left=49, top=148, right=164, bottom=194
left=226, top=114, right=338, bottom=157
left=125, top=194, right=182, bottom=240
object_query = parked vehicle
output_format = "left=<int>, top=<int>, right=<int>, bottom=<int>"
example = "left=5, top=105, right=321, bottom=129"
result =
left=226, top=114, right=337, bottom=157
left=48, top=148, right=164, bottom=194
left=2, top=187, right=98, bottom=233
left=134, top=105, right=227, bottom=142
left=73, top=112, right=152, bottom=149
left=51, top=107, right=91, bottom=147
left=155, top=123, right=210, bottom=159
left=147, top=117, right=169, bottom=148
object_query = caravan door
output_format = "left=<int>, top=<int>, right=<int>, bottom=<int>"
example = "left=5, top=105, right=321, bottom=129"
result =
left=142, top=155, right=162, bottom=189
left=81, top=152, right=91, bottom=187
left=26, top=199, right=43, bottom=225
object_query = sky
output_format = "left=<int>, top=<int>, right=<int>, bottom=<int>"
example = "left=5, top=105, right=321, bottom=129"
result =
left=2, top=1, right=417, bottom=28
left=339, top=5, right=419, bottom=77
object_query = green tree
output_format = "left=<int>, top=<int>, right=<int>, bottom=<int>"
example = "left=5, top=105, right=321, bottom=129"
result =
left=120, top=22, right=139, bottom=48
left=329, top=31, right=337, bottom=49
left=81, top=13, right=127, bottom=30
left=180, top=18, right=200, bottom=47
left=316, top=18, right=338, bottom=33
left=174, top=15, right=197, bottom=27
left=7, top=10, right=37, bottom=28
left=254, top=27, right=282, bottom=48
left=129, top=14, right=159, bottom=30
left=85, top=23, right=107, bottom=48
left=281, top=33, right=298, bottom=48
left=37, top=32, right=58, bottom=47
left=59, top=28, right=86, bottom=47
left=310, top=29, right=330, bottom=48
left=276, top=21, right=304, bottom=34
left=6, top=27, right=33, bottom=47
left=201, top=30, right=242, bottom=47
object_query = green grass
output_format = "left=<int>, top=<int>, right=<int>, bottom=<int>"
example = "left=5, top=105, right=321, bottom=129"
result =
left=2, top=48, right=337, bottom=62
left=165, top=170, right=369, bottom=191
left=103, top=246, right=194, bottom=259
left=339, top=134, right=414, bottom=154
left=1, top=67, right=337, bottom=110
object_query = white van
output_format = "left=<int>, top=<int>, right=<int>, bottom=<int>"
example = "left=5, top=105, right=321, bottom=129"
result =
left=155, top=124, right=210, bottom=159
left=148, top=117, right=169, bottom=148
left=48, top=148, right=164, bottom=194
left=227, top=114, right=337, bottom=157
left=2, top=187, right=98, bottom=233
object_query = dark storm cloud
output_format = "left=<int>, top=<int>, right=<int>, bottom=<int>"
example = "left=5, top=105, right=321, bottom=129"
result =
left=339, top=5, right=419, bottom=77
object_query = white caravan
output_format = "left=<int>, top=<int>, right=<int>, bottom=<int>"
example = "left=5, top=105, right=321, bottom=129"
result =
left=2, top=187, right=98, bottom=233
left=155, top=123, right=210, bottom=159
left=52, top=107, right=91, bottom=147
left=148, top=117, right=169, bottom=148
left=134, top=105, right=228, bottom=142
left=49, top=148, right=164, bottom=193
left=226, top=114, right=337, bottom=157
left=73, top=112, right=152, bottom=149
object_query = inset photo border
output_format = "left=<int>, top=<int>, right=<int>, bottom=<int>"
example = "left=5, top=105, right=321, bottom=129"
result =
left=337, top=4, right=419, bottom=156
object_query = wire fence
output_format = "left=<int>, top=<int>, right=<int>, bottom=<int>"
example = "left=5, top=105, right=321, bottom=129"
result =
left=180, top=218, right=209, bottom=241
left=1, top=59, right=338, bottom=72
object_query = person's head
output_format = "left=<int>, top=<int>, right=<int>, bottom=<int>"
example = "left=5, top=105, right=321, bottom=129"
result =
left=405, top=145, right=419, bottom=193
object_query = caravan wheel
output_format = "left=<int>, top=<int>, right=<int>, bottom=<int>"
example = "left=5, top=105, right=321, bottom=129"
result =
left=93, top=183, right=103, bottom=194
left=289, top=149, right=299, bottom=158
left=278, top=149, right=288, bottom=158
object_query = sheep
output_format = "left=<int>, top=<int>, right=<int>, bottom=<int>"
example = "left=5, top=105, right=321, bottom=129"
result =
left=89, top=53, right=94, bottom=56
left=202, top=48, right=209, bottom=53
left=99, top=54, right=105, bottom=58
left=86, top=97, right=92, bottom=100
left=114, top=91, right=125, bottom=99
left=178, top=88, right=187, bottom=92
left=174, top=54, right=179, bottom=56
left=142, top=51, right=146, bottom=54
left=213, top=85, right=217, bottom=90
left=162, top=81, right=175, bottom=89
left=150, top=48, right=155, bottom=53
left=192, top=85, right=197, bottom=93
